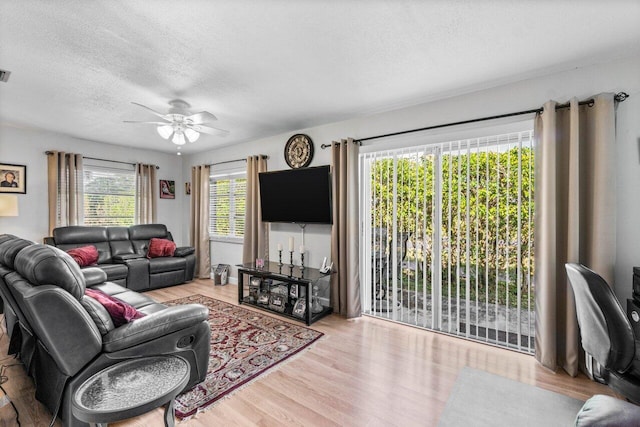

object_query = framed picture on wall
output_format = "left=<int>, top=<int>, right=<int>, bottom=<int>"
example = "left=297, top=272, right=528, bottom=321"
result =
left=160, top=179, right=175, bottom=199
left=0, top=163, right=26, bottom=194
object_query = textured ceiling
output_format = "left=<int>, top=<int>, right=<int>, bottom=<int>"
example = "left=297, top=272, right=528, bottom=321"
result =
left=1, top=1, right=639, bottom=155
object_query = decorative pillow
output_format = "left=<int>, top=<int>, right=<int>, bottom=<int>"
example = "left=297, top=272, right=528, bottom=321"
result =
left=84, top=288, right=146, bottom=327
left=147, top=238, right=176, bottom=258
left=575, top=394, right=640, bottom=426
left=66, top=245, right=99, bottom=267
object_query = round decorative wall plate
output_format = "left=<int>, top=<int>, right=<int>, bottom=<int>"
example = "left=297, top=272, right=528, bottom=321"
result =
left=284, top=134, right=314, bottom=168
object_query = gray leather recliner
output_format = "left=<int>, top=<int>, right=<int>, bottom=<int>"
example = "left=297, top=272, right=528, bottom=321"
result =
left=0, top=235, right=211, bottom=426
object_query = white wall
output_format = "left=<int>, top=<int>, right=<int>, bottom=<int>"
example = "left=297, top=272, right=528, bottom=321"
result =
left=0, top=125, right=186, bottom=244
left=184, top=55, right=640, bottom=301
left=2, top=55, right=639, bottom=301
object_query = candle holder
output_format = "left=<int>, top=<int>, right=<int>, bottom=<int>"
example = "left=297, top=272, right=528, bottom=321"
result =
left=289, top=251, right=294, bottom=267
left=278, top=249, right=283, bottom=266
left=300, top=252, right=305, bottom=270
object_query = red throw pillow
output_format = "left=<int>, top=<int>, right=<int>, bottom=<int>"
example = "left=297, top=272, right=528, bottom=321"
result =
left=147, top=238, right=176, bottom=258
left=85, top=288, right=146, bottom=327
left=66, top=245, right=99, bottom=267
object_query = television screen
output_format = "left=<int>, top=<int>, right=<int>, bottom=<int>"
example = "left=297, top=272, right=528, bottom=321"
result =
left=259, top=165, right=332, bottom=224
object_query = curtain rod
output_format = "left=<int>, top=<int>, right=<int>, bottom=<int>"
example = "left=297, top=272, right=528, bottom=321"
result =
left=45, top=152, right=160, bottom=169
left=208, top=155, right=268, bottom=167
left=320, top=92, right=629, bottom=148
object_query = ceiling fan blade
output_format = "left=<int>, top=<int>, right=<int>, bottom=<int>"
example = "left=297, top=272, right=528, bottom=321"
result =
left=123, top=120, right=170, bottom=125
left=193, top=124, right=229, bottom=137
left=187, top=111, right=217, bottom=124
left=131, top=102, right=170, bottom=119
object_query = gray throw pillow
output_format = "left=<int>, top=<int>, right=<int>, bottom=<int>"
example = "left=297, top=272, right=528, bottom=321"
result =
left=575, top=394, right=640, bottom=426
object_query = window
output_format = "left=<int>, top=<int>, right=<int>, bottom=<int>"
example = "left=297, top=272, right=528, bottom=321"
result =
left=83, top=161, right=136, bottom=226
left=209, top=172, right=246, bottom=240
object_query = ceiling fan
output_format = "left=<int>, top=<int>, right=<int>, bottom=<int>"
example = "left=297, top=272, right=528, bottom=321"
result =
left=124, top=99, right=229, bottom=146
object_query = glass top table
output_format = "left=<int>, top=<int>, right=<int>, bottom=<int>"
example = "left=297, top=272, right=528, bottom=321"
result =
left=72, top=355, right=190, bottom=427
left=237, top=261, right=330, bottom=282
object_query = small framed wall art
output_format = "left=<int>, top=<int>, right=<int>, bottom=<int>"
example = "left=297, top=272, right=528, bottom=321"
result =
left=160, top=179, right=175, bottom=199
left=0, top=163, right=26, bottom=194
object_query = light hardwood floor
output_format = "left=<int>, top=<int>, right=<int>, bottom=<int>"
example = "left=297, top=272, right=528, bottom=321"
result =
left=0, top=279, right=615, bottom=426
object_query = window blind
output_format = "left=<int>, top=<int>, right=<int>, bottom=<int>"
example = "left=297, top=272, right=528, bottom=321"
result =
left=209, top=172, right=246, bottom=239
left=83, top=163, right=136, bottom=226
left=360, top=130, right=535, bottom=354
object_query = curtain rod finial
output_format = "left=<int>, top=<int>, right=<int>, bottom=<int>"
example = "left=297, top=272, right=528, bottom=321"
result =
left=615, top=92, right=629, bottom=102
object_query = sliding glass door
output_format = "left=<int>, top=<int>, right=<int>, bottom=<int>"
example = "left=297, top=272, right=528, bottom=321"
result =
left=360, top=131, right=535, bottom=353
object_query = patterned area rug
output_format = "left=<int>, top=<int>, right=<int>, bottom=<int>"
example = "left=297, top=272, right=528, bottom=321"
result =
left=165, top=294, right=324, bottom=419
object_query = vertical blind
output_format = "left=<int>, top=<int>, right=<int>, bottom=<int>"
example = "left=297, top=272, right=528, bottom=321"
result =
left=360, top=130, right=535, bottom=353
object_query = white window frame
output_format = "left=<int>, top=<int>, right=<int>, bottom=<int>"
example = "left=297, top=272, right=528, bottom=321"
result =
left=83, top=159, right=136, bottom=226
left=209, top=170, right=246, bottom=243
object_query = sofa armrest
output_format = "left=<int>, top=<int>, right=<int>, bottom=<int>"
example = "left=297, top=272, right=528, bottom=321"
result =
left=102, top=304, right=209, bottom=352
left=82, top=267, right=108, bottom=286
left=113, top=253, right=145, bottom=262
left=174, top=246, right=195, bottom=257
left=119, top=257, right=150, bottom=291
left=12, top=284, right=102, bottom=376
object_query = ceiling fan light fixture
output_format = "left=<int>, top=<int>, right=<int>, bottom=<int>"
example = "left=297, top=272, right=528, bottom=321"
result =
left=157, top=125, right=174, bottom=139
left=184, top=128, right=200, bottom=143
left=172, top=131, right=186, bottom=145
left=127, top=100, right=228, bottom=147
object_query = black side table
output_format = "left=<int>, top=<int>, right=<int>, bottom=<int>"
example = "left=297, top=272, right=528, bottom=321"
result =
left=72, top=355, right=190, bottom=427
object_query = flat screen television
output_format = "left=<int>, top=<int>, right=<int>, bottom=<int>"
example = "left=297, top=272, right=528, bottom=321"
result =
left=259, top=165, right=332, bottom=224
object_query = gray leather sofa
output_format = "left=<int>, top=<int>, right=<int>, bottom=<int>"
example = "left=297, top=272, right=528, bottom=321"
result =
left=44, top=224, right=196, bottom=291
left=0, top=234, right=211, bottom=427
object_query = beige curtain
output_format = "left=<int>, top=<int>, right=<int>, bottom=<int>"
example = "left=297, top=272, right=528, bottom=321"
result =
left=330, top=138, right=361, bottom=318
left=243, top=156, right=268, bottom=264
left=135, top=163, right=157, bottom=224
left=190, top=165, right=211, bottom=278
left=47, top=151, right=83, bottom=235
left=534, top=93, right=616, bottom=376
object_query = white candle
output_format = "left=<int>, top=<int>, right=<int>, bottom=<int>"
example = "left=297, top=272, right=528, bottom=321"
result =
left=277, top=243, right=283, bottom=251
left=288, top=237, right=294, bottom=252
left=299, top=245, right=305, bottom=253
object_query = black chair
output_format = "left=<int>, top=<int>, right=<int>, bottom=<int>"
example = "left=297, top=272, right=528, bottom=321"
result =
left=565, top=263, right=640, bottom=403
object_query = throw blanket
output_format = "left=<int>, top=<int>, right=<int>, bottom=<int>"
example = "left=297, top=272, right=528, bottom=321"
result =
left=85, top=288, right=146, bottom=326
